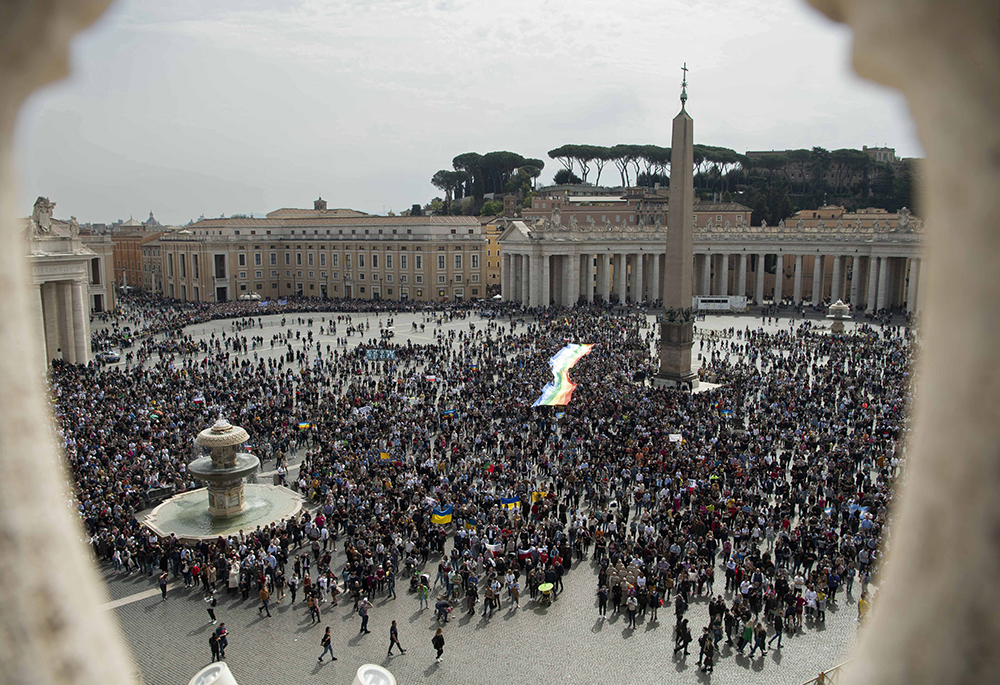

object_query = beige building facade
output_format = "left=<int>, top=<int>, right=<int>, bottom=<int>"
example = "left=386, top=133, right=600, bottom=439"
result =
left=157, top=200, right=487, bottom=303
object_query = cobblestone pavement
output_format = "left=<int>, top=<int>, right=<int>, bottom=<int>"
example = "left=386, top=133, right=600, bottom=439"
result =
left=100, top=308, right=890, bottom=684
left=108, top=547, right=858, bottom=685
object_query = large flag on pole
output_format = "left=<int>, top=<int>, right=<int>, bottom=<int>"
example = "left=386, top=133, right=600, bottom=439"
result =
left=500, top=496, right=520, bottom=510
left=533, top=343, right=594, bottom=406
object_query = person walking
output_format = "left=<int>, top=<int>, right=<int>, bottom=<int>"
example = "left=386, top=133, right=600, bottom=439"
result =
left=158, top=571, right=168, bottom=600
left=204, top=590, right=217, bottom=624
left=418, top=580, right=430, bottom=610
left=258, top=586, right=272, bottom=617
left=768, top=611, right=784, bottom=650
left=214, top=623, right=228, bottom=659
left=358, top=597, right=372, bottom=634
left=308, top=595, right=322, bottom=625
left=209, top=633, right=220, bottom=663
left=387, top=620, right=406, bottom=656
left=673, top=618, right=692, bottom=656
left=597, top=584, right=608, bottom=617
left=317, top=627, right=337, bottom=662
left=431, top=627, right=445, bottom=663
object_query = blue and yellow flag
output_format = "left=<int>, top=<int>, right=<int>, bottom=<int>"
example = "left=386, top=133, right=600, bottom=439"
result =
left=500, top=496, right=520, bottom=510
left=431, top=504, right=453, bottom=525
left=379, top=452, right=390, bottom=460
left=532, top=491, right=548, bottom=503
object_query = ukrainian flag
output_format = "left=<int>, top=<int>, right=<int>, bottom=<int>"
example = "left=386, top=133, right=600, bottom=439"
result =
left=500, top=497, right=520, bottom=510
left=431, top=504, right=453, bottom=525
left=379, top=452, right=390, bottom=460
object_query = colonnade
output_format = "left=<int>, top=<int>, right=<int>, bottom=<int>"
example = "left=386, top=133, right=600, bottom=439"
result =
left=38, top=279, right=90, bottom=364
left=503, top=246, right=924, bottom=313
left=503, top=251, right=665, bottom=308
left=694, top=251, right=923, bottom=312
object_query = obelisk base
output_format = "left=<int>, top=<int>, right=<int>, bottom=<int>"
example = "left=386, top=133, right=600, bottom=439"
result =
left=653, top=320, right=699, bottom=391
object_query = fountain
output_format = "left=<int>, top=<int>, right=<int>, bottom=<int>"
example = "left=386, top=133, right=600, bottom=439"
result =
left=827, top=299, right=851, bottom=335
left=141, top=417, right=304, bottom=542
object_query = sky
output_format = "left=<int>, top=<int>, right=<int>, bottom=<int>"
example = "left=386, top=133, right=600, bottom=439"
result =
left=13, top=0, right=922, bottom=226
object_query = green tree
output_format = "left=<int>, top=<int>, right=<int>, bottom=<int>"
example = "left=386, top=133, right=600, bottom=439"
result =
left=480, top=199, right=504, bottom=216
left=431, top=169, right=470, bottom=214
left=453, top=152, right=485, bottom=202
left=554, top=168, right=582, bottom=185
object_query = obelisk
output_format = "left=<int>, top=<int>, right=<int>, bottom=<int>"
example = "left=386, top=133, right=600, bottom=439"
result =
left=654, top=64, right=699, bottom=390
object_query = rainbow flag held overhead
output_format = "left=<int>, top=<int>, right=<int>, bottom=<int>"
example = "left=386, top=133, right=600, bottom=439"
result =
left=532, top=343, right=594, bottom=406
left=298, top=422, right=311, bottom=429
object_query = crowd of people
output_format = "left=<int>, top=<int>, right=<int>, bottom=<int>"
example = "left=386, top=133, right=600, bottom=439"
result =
left=57, top=292, right=911, bottom=671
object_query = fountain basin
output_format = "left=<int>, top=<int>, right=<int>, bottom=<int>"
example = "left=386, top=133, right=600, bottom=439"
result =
left=187, top=453, right=260, bottom=482
left=140, top=484, right=304, bottom=543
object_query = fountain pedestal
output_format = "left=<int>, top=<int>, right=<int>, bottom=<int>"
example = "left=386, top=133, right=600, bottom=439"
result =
left=190, top=419, right=259, bottom=517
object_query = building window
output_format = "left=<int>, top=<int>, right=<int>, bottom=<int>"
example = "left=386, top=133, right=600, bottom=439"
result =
left=416, top=275, right=423, bottom=284
left=255, top=283, right=262, bottom=290
left=308, top=253, right=314, bottom=266
left=180, top=254, right=187, bottom=278
left=401, top=275, right=408, bottom=283
left=192, top=255, right=199, bottom=279
left=360, top=286, right=365, bottom=293
left=471, top=274, right=479, bottom=282
left=385, top=274, right=393, bottom=283
left=472, top=288, right=479, bottom=295
left=271, top=270, right=278, bottom=277
left=454, top=255, right=462, bottom=270
left=254, top=253, right=262, bottom=266
left=286, top=270, right=291, bottom=277
left=239, top=271, right=247, bottom=279
left=255, top=270, right=262, bottom=278
left=454, top=274, right=463, bottom=283
left=320, top=253, right=326, bottom=267
left=400, top=255, right=407, bottom=269
left=320, top=272, right=326, bottom=279
left=358, top=254, right=365, bottom=268
left=332, top=254, right=339, bottom=267
left=385, top=254, right=392, bottom=269
left=371, top=254, right=378, bottom=269
left=471, top=255, right=479, bottom=269
left=387, top=288, right=393, bottom=296
left=308, top=271, right=314, bottom=278
left=438, top=275, right=446, bottom=284
left=270, top=253, right=277, bottom=265
left=296, top=253, right=302, bottom=266
left=285, top=253, right=291, bottom=265
left=238, top=254, right=246, bottom=267
left=438, top=255, right=446, bottom=270
left=271, top=283, right=277, bottom=289
left=297, top=270, right=303, bottom=278
left=167, top=254, right=173, bottom=277
left=415, top=255, right=422, bottom=270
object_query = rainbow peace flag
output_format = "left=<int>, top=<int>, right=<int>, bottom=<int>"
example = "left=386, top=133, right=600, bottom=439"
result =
left=532, top=343, right=594, bottom=406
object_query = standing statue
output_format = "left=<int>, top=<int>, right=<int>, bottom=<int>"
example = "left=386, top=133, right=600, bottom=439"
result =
left=69, top=216, right=80, bottom=237
left=29, top=196, right=55, bottom=236
left=552, top=206, right=562, bottom=226
left=603, top=218, right=613, bottom=232
left=567, top=215, right=579, bottom=231
left=796, top=218, right=804, bottom=231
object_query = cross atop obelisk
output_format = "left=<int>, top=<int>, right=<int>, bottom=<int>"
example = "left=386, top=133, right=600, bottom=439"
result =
left=653, top=63, right=698, bottom=390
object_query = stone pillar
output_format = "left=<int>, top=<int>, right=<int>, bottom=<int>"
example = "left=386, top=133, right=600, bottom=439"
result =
left=540, top=254, right=550, bottom=307
left=701, top=254, right=712, bottom=297
left=72, top=280, right=88, bottom=365
left=633, top=253, right=644, bottom=302
left=906, top=258, right=920, bottom=313
left=866, top=256, right=879, bottom=312
left=598, top=254, right=610, bottom=302
left=716, top=253, right=729, bottom=296
left=58, top=282, right=75, bottom=364
left=649, top=253, right=661, bottom=304
left=501, top=253, right=511, bottom=301
left=736, top=253, right=748, bottom=298
left=615, top=253, right=627, bottom=304
left=566, top=252, right=580, bottom=306
left=755, top=254, right=765, bottom=304
left=522, top=255, right=533, bottom=306
left=812, top=255, right=824, bottom=306
left=583, top=254, right=594, bottom=303
left=831, top=254, right=843, bottom=302
left=851, top=255, right=862, bottom=305
left=876, top=256, right=889, bottom=311
left=793, top=254, right=804, bottom=305
left=773, top=255, right=784, bottom=304
left=41, top=282, right=60, bottom=363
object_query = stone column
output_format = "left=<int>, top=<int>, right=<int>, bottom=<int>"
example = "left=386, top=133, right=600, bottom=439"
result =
left=865, top=256, right=878, bottom=312
left=583, top=254, right=594, bottom=303
left=58, top=282, right=75, bottom=364
left=649, top=253, right=661, bottom=304
left=701, top=254, right=712, bottom=296
left=793, top=254, right=804, bottom=305
left=72, top=280, right=88, bottom=365
left=754, top=254, right=765, bottom=304
left=540, top=254, right=550, bottom=307
left=522, top=255, right=532, bottom=306
left=41, top=282, right=60, bottom=363
left=615, top=253, right=627, bottom=304
left=906, top=258, right=920, bottom=312
left=831, top=254, right=843, bottom=302
left=633, top=253, right=644, bottom=302
left=736, top=253, right=748, bottom=298
left=851, top=255, right=862, bottom=305
left=716, top=253, right=729, bottom=296
left=566, top=252, right=580, bottom=306
left=773, top=255, right=784, bottom=304
left=812, top=255, right=824, bottom=306
left=874, top=256, right=889, bottom=311
left=598, top=253, right=610, bottom=302
left=501, top=253, right=511, bottom=301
